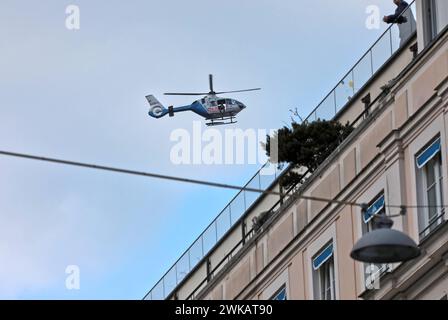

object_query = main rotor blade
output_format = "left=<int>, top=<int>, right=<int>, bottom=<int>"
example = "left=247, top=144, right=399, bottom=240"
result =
left=215, top=88, right=261, bottom=94
left=209, top=74, right=214, bottom=93
left=164, top=92, right=209, bottom=96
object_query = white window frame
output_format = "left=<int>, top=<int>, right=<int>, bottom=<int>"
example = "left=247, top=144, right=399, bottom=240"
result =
left=422, top=0, right=438, bottom=44
left=428, top=0, right=448, bottom=37
left=362, top=193, right=391, bottom=289
left=415, top=136, right=445, bottom=239
left=306, top=225, right=339, bottom=300
left=416, top=138, right=444, bottom=239
left=317, top=255, right=335, bottom=300
left=421, top=0, right=448, bottom=44
left=312, top=242, right=336, bottom=300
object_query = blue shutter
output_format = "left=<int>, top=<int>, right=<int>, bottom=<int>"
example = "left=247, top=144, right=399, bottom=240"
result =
left=363, top=194, right=385, bottom=224
left=416, top=138, right=441, bottom=169
left=272, top=287, right=287, bottom=300
left=312, top=243, right=334, bottom=270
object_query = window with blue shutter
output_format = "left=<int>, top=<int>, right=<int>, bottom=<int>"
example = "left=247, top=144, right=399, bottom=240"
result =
left=312, top=243, right=334, bottom=270
left=271, top=286, right=287, bottom=300
left=363, top=194, right=385, bottom=224
left=416, top=138, right=441, bottom=169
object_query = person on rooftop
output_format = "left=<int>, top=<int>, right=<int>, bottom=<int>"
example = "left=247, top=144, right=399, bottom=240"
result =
left=383, top=0, right=409, bottom=24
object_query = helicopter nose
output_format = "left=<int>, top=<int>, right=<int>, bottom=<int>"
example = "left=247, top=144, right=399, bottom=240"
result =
left=239, top=103, right=246, bottom=110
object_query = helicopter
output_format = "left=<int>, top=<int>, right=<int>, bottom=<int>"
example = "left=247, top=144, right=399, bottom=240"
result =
left=146, top=74, right=260, bottom=126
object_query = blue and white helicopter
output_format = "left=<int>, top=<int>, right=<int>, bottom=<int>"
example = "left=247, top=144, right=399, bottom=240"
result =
left=146, top=74, right=260, bottom=126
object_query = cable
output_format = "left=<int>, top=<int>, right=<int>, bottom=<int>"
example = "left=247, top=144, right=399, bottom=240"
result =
left=388, top=204, right=448, bottom=208
left=0, top=150, right=283, bottom=195
left=0, top=150, right=362, bottom=207
left=1, top=149, right=447, bottom=211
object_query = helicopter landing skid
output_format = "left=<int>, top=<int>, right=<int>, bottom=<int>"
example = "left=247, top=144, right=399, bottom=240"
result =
left=206, top=116, right=237, bottom=127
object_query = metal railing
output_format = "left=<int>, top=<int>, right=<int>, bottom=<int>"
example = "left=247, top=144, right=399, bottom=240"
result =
left=306, top=2, right=416, bottom=122
left=144, top=163, right=285, bottom=300
left=186, top=172, right=305, bottom=300
left=145, top=1, right=417, bottom=300
left=419, top=209, right=446, bottom=239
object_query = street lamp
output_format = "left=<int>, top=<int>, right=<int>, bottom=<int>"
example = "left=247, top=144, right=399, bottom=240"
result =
left=350, top=212, right=421, bottom=264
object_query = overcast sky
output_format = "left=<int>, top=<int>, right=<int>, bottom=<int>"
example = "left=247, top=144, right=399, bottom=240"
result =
left=0, top=0, right=397, bottom=299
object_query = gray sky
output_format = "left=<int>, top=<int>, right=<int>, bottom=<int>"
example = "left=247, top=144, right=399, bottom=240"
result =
left=0, top=0, right=396, bottom=299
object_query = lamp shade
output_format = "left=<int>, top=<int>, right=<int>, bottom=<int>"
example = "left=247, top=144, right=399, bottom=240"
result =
left=351, top=228, right=421, bottom=263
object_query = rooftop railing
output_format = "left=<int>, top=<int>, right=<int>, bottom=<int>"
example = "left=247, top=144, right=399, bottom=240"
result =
left=145, top=163, right=284, bottom=300
left=306, top=1, right=416, bottom=122
left=145, top=1, right=417, bottom=300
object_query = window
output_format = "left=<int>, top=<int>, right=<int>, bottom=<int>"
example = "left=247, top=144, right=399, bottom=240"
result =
left=435, top=0, right=448, bottom=33
left=363, top=193, right=385, bottom=225
left=416, top=137, right=444, bottom=238
left=423, top=0, right=438, bottom=44
left=270, top=286, right=287, bottom=301
left=312, top=242, right=336, bottom=300
left=362, top=193, right=390, bottom=288
left=422, top=0, right=448, bottom=45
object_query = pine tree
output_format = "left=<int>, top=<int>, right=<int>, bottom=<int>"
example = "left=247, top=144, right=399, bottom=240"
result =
left=265, top=119, right=353, bottom=189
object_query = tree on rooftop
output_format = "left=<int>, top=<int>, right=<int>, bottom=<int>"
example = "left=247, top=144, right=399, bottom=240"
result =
left=264, top=119, right=353, bottom=189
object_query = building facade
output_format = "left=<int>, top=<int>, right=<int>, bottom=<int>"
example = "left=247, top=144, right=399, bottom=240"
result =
left=146, top=0, right=448, bottom=300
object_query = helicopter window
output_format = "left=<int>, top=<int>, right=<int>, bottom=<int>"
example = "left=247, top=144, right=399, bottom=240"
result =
left=217, top=99, right=226, bottom=105
left=211, top=101, right=217, bottom=106
left=201, top=98, right=206, bottom=104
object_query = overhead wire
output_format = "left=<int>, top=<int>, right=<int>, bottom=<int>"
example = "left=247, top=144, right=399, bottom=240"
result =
left=1, top=149, right=448, bottom=212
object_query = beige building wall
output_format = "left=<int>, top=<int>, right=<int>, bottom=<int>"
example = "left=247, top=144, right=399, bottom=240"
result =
left=196, top=30, right=447, bottom=301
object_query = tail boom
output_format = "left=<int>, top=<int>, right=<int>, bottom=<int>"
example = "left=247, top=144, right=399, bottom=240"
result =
left=146, top=95, right=168, bottom=118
